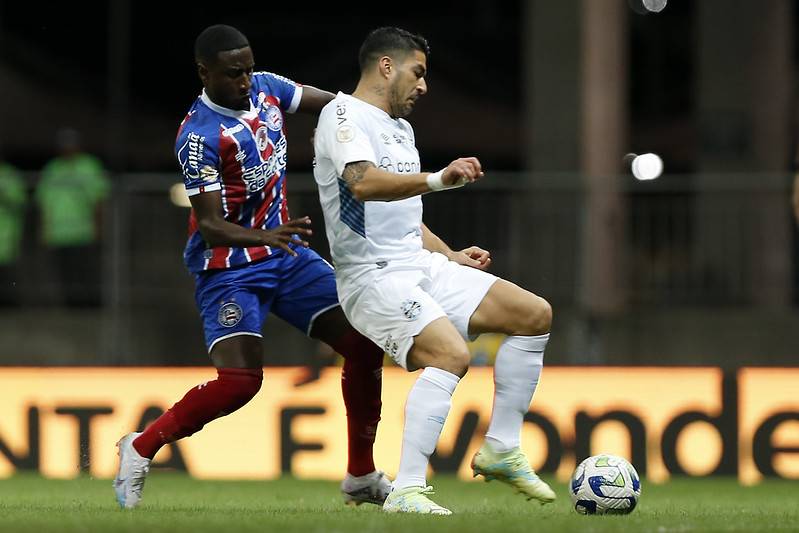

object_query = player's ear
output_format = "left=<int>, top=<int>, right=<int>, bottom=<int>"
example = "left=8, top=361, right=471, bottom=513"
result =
left=378, top=56, right=392, bottom=79
left=197, top=62, right=209, bottom=84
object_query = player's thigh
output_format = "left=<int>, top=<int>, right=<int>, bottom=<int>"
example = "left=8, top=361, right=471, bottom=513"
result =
left=406, top=316, right=471, bottom=376
left=194, top=268, right=271, bottom=368
left=468, top=278, right=552, bottom=336
left=271, top=247, right=341, bottom=337
left=341, top=273, right=447, bottom=370
left=426, top=252, right=498, bottom=338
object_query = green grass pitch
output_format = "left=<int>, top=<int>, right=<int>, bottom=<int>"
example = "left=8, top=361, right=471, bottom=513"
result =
left=1, top=474, right=797, bottom=532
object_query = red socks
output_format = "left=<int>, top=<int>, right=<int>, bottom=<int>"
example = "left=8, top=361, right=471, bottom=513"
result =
left=133, top=368, right=263, bottom=459
left=332, top=332, right=384, bottom=477
left=132, top=337, right=382, bottom=478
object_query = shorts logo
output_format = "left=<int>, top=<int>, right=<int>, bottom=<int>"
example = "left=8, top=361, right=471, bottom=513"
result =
left=401, top=300, right=422, bottom=321
left=264, top=105, right=283, bottom=131
left=218, top=302, right=243, bottom=328
left=383, top=334, right=399, bottom=357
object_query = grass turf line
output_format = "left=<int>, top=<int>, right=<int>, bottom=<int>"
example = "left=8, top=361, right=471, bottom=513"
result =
left=0, top=474, right=797, bottom=532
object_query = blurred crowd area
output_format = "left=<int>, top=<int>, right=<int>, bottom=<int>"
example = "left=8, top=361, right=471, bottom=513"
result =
left=1, top=1, right=799, bottom=368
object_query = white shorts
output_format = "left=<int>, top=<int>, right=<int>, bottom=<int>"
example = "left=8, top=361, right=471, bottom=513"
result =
left=337, top=251, right=498, bottom=369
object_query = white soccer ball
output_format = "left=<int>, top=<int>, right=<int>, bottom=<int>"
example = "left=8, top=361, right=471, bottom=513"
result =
left=569, top=454, right=641, bottom=515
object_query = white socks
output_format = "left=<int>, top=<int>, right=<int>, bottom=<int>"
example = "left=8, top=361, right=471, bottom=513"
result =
left=393, top=367, right=460, bottom=490
left=485, top=334, right=548, bottom=453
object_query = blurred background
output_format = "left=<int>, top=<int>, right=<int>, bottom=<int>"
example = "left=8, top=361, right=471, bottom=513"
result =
left=0, top=0, right=796, bottom=368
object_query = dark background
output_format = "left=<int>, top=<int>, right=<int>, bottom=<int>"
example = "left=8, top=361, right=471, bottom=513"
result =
left=0, top=1, right=530, bottom=172
left=1, top=1, right=798, bottom=366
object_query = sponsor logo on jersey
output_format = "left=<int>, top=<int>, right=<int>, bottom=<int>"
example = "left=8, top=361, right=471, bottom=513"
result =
left=378, top=156, right=395, bottom=173
left=378, top=157, right=418, bottom=174
left=401, top=300, right=422, bottom=320
left=264, top=105, right=283, bottom=131
left=199, top=165, right=219, bottom=182
left=222, top=124, right=245, bottom=137
left=241, top=135, right=288, bottom=193
left=218, top=302, right=243, bottom=327
left=180, top=132, right=206, bottom=180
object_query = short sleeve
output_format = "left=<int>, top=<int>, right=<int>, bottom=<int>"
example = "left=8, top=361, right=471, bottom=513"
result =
left=176, top=130, right=221, bottom=196
left=254, top=72, right=303, bottom=114
left=318, top=110, right=378, bottom=176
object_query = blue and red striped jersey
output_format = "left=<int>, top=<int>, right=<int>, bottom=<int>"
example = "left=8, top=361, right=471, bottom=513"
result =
left=176, top=72, right=303, bottom=273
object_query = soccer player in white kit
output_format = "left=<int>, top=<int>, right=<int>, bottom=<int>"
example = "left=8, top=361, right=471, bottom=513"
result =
left=313, top=27, right=556, bottom=515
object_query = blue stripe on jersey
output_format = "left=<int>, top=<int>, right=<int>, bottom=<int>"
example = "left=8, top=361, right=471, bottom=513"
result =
left=337, top=178, right=365, bottom=238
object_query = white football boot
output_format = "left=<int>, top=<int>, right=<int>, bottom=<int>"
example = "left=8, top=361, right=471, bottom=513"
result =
left=113, top=432, right=151, bottom=509
left=382, top=485, right=452, bottom=515
left=341, top=470, right=392, bottom=506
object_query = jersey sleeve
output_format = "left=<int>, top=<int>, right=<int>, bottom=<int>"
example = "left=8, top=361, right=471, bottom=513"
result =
left=176, top=129, right=221, bottom=196
left=254, top=72, right=303, bottom=114
left=318, top=107, right=378, bottom=177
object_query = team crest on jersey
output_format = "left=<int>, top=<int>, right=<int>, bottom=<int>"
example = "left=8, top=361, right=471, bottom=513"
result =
left=401, top=300, right=422, bottom=320
left=255, top=126, right=270, bottom=152
left=218, top=302, right=243, bottom=328
left=264, top=105, right=283, bottom=131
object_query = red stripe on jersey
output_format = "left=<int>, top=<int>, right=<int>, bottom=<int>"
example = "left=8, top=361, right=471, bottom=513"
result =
left=188, top=210, right=198, bottom=237
left=217, top=125, right=246, bottom=221
left=176, top=110, right=195, bottom=141
left=280, top=179, right=289, bottom=223
left=206, top=125, right=244, bottom=269
left=245, top=179, right=278, bottom=261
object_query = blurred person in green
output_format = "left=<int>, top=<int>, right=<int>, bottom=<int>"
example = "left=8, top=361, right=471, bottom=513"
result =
left=35, top=128, right=110, bottom=307
left=0, top=148, right=27, bottom=306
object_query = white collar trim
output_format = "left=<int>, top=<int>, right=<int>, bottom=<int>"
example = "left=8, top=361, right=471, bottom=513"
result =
left=201, top=89, right=257, bottom=119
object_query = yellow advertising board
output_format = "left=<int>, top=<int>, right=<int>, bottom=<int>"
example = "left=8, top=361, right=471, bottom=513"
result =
left=0, top=367, right=796, bottom=483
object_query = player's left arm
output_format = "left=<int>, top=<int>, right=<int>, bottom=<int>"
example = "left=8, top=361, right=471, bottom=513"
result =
left=421, top=223, right=491, bottom=271
left=297, top=86, right=335, bottom=114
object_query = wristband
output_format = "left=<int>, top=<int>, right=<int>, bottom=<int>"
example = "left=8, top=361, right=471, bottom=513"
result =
left=426, top=169, right=465, bottom=192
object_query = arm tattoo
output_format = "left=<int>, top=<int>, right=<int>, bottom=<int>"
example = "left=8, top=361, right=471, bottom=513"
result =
left=342, top=161, right=375, bottom=187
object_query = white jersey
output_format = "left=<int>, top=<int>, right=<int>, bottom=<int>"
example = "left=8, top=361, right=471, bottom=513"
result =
left=313, top=92, right=424, bottom=268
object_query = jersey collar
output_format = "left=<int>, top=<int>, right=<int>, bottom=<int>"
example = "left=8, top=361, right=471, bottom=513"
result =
left=201, top=90, right=258, bottom=120
left=340, top=91, right=394, bottom=121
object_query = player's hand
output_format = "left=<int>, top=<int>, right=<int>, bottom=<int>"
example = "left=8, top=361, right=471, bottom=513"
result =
left=442, top=157, right=484, bottom=187
left=448, top=246, right=491, bottom=271
left=259, top=216, right=313, bottom=256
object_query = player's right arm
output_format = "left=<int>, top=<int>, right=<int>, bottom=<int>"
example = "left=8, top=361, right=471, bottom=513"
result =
left=341, top=158, right=484, bottom=202
left=190, top=191, right=312, bottom=256
left=316, top=101, right=484, bottom=202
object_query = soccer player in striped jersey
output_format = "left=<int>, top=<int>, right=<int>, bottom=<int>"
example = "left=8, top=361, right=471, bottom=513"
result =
left=114, top=24, right=388, bottom=509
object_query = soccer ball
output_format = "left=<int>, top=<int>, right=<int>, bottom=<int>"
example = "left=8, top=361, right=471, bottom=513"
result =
left=569, top=454, right=641, bottom=515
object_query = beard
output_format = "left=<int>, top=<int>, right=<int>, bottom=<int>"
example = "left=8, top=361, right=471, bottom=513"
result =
left=388, top=84, right=414, bottom=118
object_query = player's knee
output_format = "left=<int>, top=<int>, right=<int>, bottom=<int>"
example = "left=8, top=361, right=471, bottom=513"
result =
left=431, top=347, right=470, bottom=377
left=521, top=296, right=552, bottom=335
left=219, top=368, right=263, bottom=409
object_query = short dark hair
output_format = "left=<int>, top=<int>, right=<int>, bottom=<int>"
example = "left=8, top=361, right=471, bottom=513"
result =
left=358, top=27, right=430, bottom=72
left=194, top=24, right=250, bottom=64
